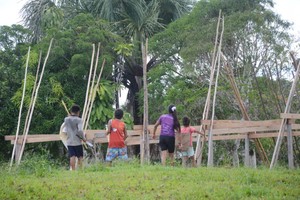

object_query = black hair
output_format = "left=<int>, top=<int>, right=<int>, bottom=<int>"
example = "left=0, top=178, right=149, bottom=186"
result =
left=114, top=108, right=124, bottom=119
left=71, top=104, right=80, bottom=113
left=182, top=116, right=190, bottom=127
left=168, top=104, right=180, bottom=131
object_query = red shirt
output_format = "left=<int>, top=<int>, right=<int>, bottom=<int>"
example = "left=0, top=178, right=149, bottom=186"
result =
left=108, top=119, right=126, bottom=148
left=180, top=126, right=196, bottom=146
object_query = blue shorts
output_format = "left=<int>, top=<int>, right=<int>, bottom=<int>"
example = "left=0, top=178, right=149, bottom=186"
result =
left=68, top=145, right=83, bottom=158
left=106, top=147, right=128, bottom=162
left=181, top=147, right=195, bottom=157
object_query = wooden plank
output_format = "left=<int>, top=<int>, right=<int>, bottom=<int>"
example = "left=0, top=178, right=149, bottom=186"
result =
left=292, top=124, right=300, bottom=129
left=133, top=125, right=143, bottom=130
left=5, top=121, right=300, bottom=145
left=280, top=113, right=300, bottom=119
left=191, top=131, right=300, bottom=141
left=201, top=119, right=282, bottom=129
left=5, top=130, right=300, bottom=144
left=210, top=125, right=282, bottom=135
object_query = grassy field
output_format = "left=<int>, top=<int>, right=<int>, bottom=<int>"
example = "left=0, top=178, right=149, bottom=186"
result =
left=1, top=159, right=300, bottom=200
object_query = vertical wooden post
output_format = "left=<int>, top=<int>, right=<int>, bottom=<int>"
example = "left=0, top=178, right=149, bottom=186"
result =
left=287, top=119, right=294, bottom=169
left=15, top=142, right=21, bottom=164
left=141, top=38, right=150, bottom=164
left=249, top=149, right=257, bottom=168
left=244, top=135, right=250, bottom=167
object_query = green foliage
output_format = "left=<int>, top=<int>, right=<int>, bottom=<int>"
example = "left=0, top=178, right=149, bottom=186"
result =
left=0, top=15, right=124, bottom=161
left=89, top=80, right=114, bottom=129
left=11, top=150, right=60, bottom=177
left=122, top=112, right=134, bottom=130
left=0, top=25, right=32, bottom=160
left=0, top=161, right=299, bottom=199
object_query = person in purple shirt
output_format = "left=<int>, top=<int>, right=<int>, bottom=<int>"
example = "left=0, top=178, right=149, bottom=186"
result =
left=153, top=104, right=180, bottom=166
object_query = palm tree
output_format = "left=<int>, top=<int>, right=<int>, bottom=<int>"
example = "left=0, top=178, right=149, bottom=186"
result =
left=21, top=0, right=194, bottom=123
left=89, top=0, right=194, bottom=123
left=21, top=0, right=63, bottom=43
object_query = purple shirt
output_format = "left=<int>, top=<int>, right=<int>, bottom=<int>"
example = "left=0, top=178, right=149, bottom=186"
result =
left=159, top=114, right=175, bottom=137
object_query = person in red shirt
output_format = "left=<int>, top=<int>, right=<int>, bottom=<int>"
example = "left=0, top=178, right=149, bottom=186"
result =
left=178, top=116, right=203, bottom=167
left=105, top=109, right=128, bottom=164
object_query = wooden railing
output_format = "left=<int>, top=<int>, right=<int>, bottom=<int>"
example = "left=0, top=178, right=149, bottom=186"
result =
left=5, top=119, right=300, bottom=145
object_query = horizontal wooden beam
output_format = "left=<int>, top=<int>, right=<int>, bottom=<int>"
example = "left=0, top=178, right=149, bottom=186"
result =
left=201, top=119, right=282, bottom=129
left=5, top=120, right=300, bottom=145
left=5, top=130, right=300, bottom=145
left=280, top=113, right=300, bottom=119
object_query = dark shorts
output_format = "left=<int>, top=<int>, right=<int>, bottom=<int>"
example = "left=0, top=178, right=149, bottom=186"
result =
left=159, top=135, right=175, bottom=153
left=68, top=145, right=83, bottom=158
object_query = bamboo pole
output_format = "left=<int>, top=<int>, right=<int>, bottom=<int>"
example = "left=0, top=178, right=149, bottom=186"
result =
left=21, top=51, right=42, bottom=142
left=61, top=100, right=70, bottom=115
left=84, top=58, right=106, bottom=130
left=82, top=44, right=96, bottom=125
left=9, top=47, right=31, bottom=168
left=17, top=38, right=53, bottom=165
left=207, top=15, right=224, bottom=167
left=221, top=52, right=269, bottom=166
left=83, top=43, right=101, bottom=130
left=195, top=10, right=222, bottom=165
left=270, top=56, right=300, bottom=169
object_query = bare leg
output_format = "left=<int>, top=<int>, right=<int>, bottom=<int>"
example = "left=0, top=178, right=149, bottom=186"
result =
left=70, top=156, right=76, bottom=170
left=182, top=156, right=188, bottom=167
left=169, top=153, right=174, bottom=166
left=77, top=156, right=83, bottom=169
left=161, top=150, right=168, bottom=166
left=190, top=156, right=196, bottom=167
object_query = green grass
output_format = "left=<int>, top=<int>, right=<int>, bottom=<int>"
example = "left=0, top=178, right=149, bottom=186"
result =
left=1, top=160, right=299, bottom=200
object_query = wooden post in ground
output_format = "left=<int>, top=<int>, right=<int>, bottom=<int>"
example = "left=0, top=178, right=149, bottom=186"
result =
left=244, top=135, right=250, bottom=167
left=249, top=149, right=257, bottom=168
left=141, top=38, right=150, bottom=165
left=286, top=119, right=294, bottom=169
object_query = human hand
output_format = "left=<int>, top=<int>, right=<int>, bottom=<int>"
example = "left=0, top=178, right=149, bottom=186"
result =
left=152, top=135, right=156, bottom=140
left=177, top=143, right=182, bottom=150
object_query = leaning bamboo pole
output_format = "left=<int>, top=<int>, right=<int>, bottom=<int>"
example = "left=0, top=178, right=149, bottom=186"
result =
left=221, top=52, right=269, bottom=166
left=195, top=10, right=222, bottom=165
left=17, top=38, right=53, bottom=165
left=84, top=58, right=106, bottom=130
left=9, top=47, right=31, bottom=168
left=207, top=15, right=224, bottom=167
left=82, top=44, right=96, bottom=126
left=21, top=52, right=42, bottom=143
left=83, top=43, right=101, bottom=130
left=61, top=100, right=70, bottom=115
left=270, top=56, right=300, bottom=169
left=17, top=51, right=42, bottom=163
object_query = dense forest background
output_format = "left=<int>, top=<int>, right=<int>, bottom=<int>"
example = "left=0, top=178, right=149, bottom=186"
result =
left=1, top=0, right=300, bottom=167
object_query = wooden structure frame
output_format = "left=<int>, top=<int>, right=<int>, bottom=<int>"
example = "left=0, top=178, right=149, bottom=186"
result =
left=5, top=115, right=300, bottom=168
